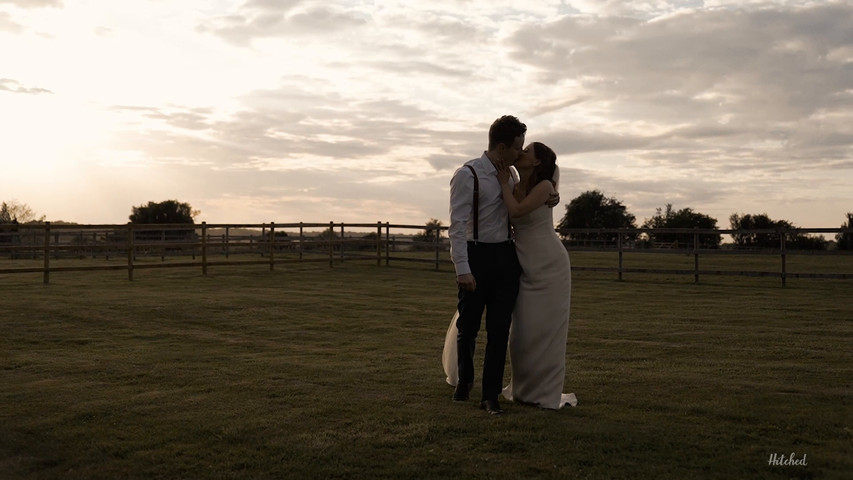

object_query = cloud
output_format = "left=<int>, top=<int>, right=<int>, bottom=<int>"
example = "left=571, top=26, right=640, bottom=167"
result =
left=198, top=2, right=367, bottom=46
left=360, top=59, right=472, bottom=78
left=426, top=153, right=462, bottom=171
left=103, top=79, right=469, bottom=174
left=509, top=2, right=853, bottom=181
left=564, top=0, right=822, bottom=18
left=0, top=0, right=62, bottom=8
left=0, top=11, right=23, bottom=33
left=98, top=0, right=853, bottom=226
left=6, top=0, right=851, bottom=228
left=110, top=105, right=215, bottom=131
left=91, top=66, right=495, bottom=225
left=0, top=78, right=52, bottom=94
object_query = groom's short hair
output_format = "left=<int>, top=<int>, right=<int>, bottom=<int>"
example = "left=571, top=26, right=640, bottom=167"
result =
left=488, top=115, right=527, bottom=150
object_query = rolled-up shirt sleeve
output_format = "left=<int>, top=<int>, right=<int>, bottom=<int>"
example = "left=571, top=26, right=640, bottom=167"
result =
left=449, top=166, right=473, bottom=276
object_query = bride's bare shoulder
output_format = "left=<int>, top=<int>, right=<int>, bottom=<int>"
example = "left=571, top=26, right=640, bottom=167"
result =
left=533, top=179, right=556, bottom=194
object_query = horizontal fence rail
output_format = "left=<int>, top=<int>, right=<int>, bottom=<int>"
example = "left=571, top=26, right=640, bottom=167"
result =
left=558, top=226, right=853, bottom=286
left=0, top=222, right=851, bottom=285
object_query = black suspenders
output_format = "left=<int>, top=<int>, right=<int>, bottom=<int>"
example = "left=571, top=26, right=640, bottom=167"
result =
left=465, top=165, right=480, bottom=242
left=465, top=164, right=511, bottom=243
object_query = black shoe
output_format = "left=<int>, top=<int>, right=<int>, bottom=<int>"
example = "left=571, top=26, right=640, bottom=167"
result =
left=480, top=399, right=504, bottom=415
left=452, top=382, right=473, bottom=402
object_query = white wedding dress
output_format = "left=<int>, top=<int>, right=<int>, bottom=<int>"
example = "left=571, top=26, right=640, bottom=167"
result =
left=443, top=204, right=576, bottom=409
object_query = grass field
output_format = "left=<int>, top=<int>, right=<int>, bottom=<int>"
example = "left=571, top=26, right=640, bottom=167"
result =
left=1, top=258, right=851, bottom=479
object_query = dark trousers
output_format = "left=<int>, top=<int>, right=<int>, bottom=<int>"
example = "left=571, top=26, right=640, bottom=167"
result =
left=456, top=241, right=521, bottom=402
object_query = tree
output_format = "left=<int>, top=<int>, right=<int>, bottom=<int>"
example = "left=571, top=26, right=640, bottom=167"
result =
left=413, top=218, right=441, bottom=243
left=730, top=213, right=825, bottom=250
left=412, top=218, right=444, bottom=251
left=557, top=190, right=636, bottom=244
left=643, top=204, right=721, bottom=248
left=0, top=200, right=44, bottom=223
left=0, top=203, right=20, bottom=248
left=835, top=213, right=853, bottom=250
left=789, top=234, right=827, bottom=251
left=129, top=200, right=197, bottom=241
left=0, top=203, right=12, bottom=223
left=729, top=213, right=780, bottom=248
left=318, top=227, right=338, bottom=240
left=354, top=231, right=379, bottom=251
left=130, top=200, right=196, bottom=224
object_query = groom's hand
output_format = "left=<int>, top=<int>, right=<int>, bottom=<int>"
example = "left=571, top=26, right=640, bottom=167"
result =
left=546, top=192, right=560, bottom=208
left=457, top=273, right=477, bottom=292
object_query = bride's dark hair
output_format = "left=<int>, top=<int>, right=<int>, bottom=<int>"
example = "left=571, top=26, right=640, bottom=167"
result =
left=526, top=142, right=558, bottom=194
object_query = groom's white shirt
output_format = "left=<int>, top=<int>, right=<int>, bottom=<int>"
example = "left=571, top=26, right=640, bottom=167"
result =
left=449, top=152, right=518, bottom=276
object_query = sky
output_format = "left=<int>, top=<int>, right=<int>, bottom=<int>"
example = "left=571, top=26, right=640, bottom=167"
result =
left=1, top=0, right=851, bottom=230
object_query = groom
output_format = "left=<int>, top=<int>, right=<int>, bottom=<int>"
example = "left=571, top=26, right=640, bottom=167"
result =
left=448, top=115, right=527, bottom=415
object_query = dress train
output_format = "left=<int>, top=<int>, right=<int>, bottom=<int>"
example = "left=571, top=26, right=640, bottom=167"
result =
left=442, top=311, right=576, bottom=408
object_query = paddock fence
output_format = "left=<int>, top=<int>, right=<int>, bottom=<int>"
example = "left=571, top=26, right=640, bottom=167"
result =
left=557, top=226, right=853, bottom=286
left=0, top=222, right=851, bottom=285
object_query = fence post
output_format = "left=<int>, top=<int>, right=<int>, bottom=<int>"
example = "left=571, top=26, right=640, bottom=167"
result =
left=77, top=231, right=84, bottom=260
left=385, top=223, right=390, bottom=266
left=340, top=223, right=345, bottom=263
left=329, top=221, right=334, bottom=268
left=780, top=228, right=787, bottom=287
left=225, top=226, right=230, bottom=258
left=299, top=223, right=304, bottom=261
left=269, top=222, right=275, bottom=271
left=43, top=221, right=50, bottom=284
left=617, top=230, right=623, bottom=282
left=201, top=222, right=208, bottom=276
left=434, top=226, right=441, bottom=271
left=127, top=223, right=134, bottom=281
left=376, top=221, right=382, bottom=267
left=694, top=228, right=700, bottom=284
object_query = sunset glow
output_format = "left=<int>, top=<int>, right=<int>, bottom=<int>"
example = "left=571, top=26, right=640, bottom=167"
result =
left=1, top=0, right=851, bottom=228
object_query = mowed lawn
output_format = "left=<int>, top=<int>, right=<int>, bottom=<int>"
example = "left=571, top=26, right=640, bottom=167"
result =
left=1, top=257, right=851, bottom=479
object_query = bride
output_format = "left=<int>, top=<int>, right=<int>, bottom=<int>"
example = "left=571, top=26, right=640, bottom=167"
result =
left=443, top=142, right=576, bottom=409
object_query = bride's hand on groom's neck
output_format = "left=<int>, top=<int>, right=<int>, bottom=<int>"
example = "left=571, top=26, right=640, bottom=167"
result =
left=497, top=165, right=512, bottom=186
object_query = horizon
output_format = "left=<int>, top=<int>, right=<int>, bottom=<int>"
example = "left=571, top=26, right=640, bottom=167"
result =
left=2, top=1, right=851, bottom=229
left=4, top=214, right=850, bottom=240
left=2, top=201, right=852, bottom=233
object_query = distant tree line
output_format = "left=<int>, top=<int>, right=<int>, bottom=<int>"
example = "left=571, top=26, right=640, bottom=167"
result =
left=552, top=190, right=849, bottom=250
left=404, top=190, right=850, bottom=251
left=3, top=196, right=852, bottom=251
left=729, top=213, right=827, bottom=250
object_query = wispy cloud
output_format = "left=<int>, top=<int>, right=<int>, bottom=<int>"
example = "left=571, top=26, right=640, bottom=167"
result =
left=0, top=11, right=23, bottom=33
left=198, top=2, right=367, bottom=46
left=0, top=78, right=52, bottom=95
left=0, top=0, right=63, bottom=8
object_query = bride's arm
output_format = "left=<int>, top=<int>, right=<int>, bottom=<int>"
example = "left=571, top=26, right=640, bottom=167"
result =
left=500, top=180, right=555, bottom=217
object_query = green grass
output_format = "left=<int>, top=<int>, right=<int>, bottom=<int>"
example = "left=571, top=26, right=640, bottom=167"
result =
left=1, top=259, right=851, bottom=479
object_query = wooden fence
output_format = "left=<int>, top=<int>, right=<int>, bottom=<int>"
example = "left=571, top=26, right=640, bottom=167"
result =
left=0, top=222, right=851, bottom=285
left=559, top=227, right=853, bottom=286
left=0, top=222, right=443, bottom=284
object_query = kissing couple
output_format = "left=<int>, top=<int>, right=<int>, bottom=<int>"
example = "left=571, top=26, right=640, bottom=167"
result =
left=442, top=115, right=576, bottom=415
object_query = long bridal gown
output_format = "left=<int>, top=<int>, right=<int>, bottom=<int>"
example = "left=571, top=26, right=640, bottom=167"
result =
left=442, top=204, right=576, bottom=409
